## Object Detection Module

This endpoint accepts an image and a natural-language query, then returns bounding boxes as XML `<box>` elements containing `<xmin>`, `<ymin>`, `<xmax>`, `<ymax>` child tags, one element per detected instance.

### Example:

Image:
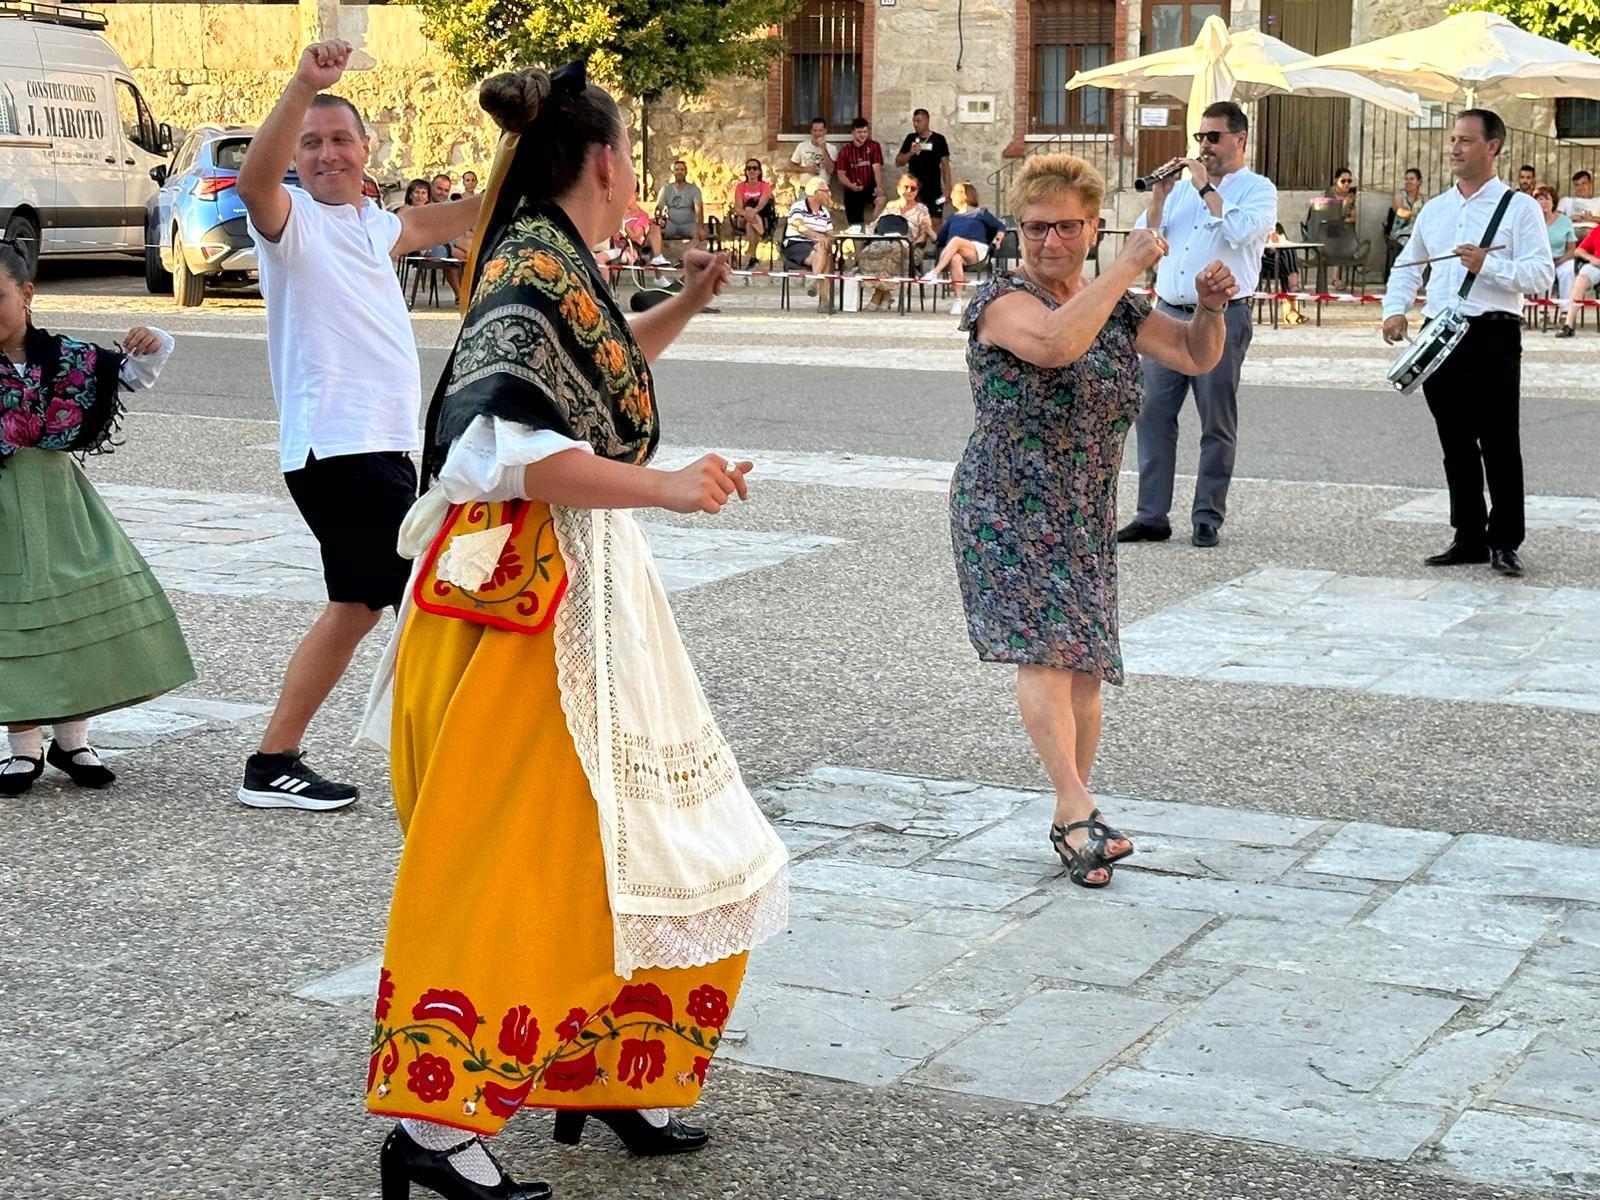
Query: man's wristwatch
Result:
<box><xmin>1197</xmin><ymin>182</ymin><xmax>1216</xmax><ymax>198</ymax></box>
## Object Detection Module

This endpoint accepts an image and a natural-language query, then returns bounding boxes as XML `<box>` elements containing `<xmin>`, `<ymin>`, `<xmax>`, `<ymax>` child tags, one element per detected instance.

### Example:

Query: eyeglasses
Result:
<box><xmin>1019</xmin><ymin>219</ymin><xmax>1090</xmax><ymax>242</ymax></box>
<box><xmin>1192</xmin><ymin>130</ymin><xmax>1227</xmax><ymax>145</ymax></box>
<box><xmin>745</xmin><ymin>165</ymin><xmax>760</xmax><ymax>172</ymax></box>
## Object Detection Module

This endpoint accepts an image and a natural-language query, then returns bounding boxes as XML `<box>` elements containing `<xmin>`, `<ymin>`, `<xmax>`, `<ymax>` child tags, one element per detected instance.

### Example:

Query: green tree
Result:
<box><xmin>1449</xmin><ymin>0</ymin><xmax>1600</xmax><ymax>54</ymax></box>
<box><xmin>411</xmin><ymin>0</ymin><xmax>801</xmax><ymax>187</ymax></box>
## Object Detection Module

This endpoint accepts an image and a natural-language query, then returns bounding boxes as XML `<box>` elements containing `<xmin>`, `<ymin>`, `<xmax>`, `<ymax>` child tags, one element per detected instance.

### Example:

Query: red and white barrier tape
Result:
<box><xmin>602</xmin><ymin>262</ymin><xmax>1600</xmax><ymax>309</ymax></box>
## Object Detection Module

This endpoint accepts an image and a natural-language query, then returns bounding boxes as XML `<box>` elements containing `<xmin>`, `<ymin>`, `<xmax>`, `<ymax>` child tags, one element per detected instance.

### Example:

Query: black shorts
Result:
<box><xmin>842</xmin><ymin>184</ymin><xmax>876</xmax><ymax>226</ymax></box>
<box><xmin>783</xmin><ymin>239</ymin><xmax>818</xmax><ymax>270</ymax></box>
<box><xmin>284</xmin><ymin>450</ymin><xmax>418</xmax><ymax>611</ymax></box>
<box><xmin>923</xmin><ymin>193</ymin><xmax>945</xmax><ymax>220</ymax></box>
<box><xmin>732</xmin><ymin>202</ymin><xmax>777</xmax><ymax>230</ymax></box>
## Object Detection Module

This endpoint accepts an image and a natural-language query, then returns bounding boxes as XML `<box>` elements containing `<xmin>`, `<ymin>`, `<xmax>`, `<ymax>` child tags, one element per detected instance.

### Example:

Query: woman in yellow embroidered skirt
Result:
<box><xmin>363</xmin><ymin>62</ymin><xmax>789</xmax><ymax>1200</ymax></box>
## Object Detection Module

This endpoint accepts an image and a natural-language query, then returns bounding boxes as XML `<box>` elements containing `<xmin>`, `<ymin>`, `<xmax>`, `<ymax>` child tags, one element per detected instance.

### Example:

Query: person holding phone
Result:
<box><xmin>896</xmin><ymin>108</ymin><xmax>952</xmax><ymax>225</ymax></box>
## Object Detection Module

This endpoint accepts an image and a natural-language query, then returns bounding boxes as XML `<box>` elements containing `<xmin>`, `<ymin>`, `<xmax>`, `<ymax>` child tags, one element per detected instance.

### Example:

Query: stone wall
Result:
<box><xmin>102</xmin><ymin>2</ymin><xmax>498</xmax><ymax>185</ymax></box>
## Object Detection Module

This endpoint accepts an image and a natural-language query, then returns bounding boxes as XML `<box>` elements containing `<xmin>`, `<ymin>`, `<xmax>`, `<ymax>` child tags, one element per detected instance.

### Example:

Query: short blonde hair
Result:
<box><xmin>1009</xmin><ymin>153</ymin><xmax>1106</xmax><ymax>217</ymax></box>
<box><xmin>952</xmin><ymin>181</ymin><xmax>980</xmax><ymax>209</ymax></box>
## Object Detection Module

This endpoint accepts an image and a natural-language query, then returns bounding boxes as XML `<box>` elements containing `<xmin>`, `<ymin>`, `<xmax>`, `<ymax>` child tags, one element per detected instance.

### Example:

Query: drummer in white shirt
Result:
<box><xmin>1382</xmin><ymin>109</ymin><xmax>1554</xmax><ymax>579</ymax></box>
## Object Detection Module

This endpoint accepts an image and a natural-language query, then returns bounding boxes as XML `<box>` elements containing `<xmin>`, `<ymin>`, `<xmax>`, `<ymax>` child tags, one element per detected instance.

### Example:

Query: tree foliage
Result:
<box><xmin>1449</xmin><ymin>0</ymin><xmax>1600</xmax><ymax>55</ymax></box>
<box><xmin>409</xmin><ymin>0</ymin><xmax>803</xmax><ymax>99</ymax></box>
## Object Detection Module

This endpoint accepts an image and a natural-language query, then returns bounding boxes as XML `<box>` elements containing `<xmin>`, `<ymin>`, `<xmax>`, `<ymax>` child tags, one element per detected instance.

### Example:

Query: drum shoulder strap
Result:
<box><xmin>1457</xmin><ymin>188</ymin><xmax>1515</xmax><ymax>301</ymax></box>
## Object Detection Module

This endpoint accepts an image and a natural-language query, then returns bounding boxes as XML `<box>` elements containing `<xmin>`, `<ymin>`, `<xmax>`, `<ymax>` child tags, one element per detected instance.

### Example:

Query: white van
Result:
<box><xmin>0</xmin><ymin>1</ymin><xmax>172</xmax><ymax>276</ymax></box>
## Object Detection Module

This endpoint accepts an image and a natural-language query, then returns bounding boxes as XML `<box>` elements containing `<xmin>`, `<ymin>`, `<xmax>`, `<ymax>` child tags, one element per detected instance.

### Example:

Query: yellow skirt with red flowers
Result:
<box><xmin>366</xmin><ymin>499</ymin><xmax>746</xmax><ymax>1137</ymax></box>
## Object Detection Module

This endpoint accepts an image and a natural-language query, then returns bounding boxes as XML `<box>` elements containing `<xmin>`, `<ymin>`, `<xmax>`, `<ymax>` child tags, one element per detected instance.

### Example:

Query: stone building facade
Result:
<box><xmin>91</xmin><ymin>0</ymin><xmax>1597</xmax><ymax>226</ymax></box>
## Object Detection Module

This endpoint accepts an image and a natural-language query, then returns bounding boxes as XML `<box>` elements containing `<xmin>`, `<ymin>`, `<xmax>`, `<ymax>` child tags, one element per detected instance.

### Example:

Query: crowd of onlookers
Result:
<box><xmin>593</xmin><ymin>109</ymin><xmax>1008</xmax><ymax>314</ymax></box>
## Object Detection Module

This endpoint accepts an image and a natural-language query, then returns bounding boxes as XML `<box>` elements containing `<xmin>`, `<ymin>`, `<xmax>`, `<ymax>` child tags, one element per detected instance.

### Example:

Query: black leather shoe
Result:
<box><xmin>1424</xmin><ymin>542</ymin><xmax>1491</xmax><ymax>566</ymax></box>
<box><xmin>1191</xmin><ymin>523</ymin><xmax>1220</xmax><ymax>548</ymax></box>
<box><xmin>0</xmin><ymin>754</ymin><xmax>44</xmax><ymax>796</ymax></box>
<box><xmin>46</xmin><ymin>741</ymin><xmax>116</xmax><ymax>789</ymax></box>
<box><xmin>1116</xmin><ymin>520</ymin><xmax>1172</xmax><ymax>543</ymax></box>
<box><xmin>553</xmin><ymin>1109</ymin><xmax>709</xmax><ymax>1155</ymax></box>
<box><xmin>1491</xmin><ymin>549</ymin><xmax>1524</xmax><ymax>577</ymax></box>
<box><xmin>378</xmin><ymin>1123</ymin><xmax>550</xmax><ymax>1200</ymax></box>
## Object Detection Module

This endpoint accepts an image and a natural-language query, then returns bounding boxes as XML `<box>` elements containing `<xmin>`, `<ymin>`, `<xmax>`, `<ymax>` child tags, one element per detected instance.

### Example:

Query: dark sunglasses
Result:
<box><xmin>1192</xmin><ymin>130</ymin><xmax>1228</xmax><ymax>145</ymax></box>
<box><xmin>1019</xmin><ymin>218</ymin><xmax>1089</xmax><ymax>242</ymax></box>
<box><xmin>745</xmin><ymin>164</ymin><xmax>761</xmax><ymax>171</ymax></box>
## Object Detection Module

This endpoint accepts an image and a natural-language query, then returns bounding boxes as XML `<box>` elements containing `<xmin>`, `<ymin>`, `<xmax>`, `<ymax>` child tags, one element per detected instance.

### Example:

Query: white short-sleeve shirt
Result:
<box><xmin>249</xmin><ymin>186</ymin><xmax>422</xmax><ymax>472</ymax></box>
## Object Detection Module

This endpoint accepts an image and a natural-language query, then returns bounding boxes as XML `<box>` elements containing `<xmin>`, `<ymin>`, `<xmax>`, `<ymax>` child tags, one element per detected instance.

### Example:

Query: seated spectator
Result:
<box><xmin>1518</xmin><ymin>164</ymin><xmax>1537</xmax><ymax>194</ymax></box>
<box><xmin>835</xmin><ymin>117</ymin><xmax>886</xmax><ymax>230</ymax></box>
<box><xmin>1387</xmin><ymin>167</ymin><xmax>1425</xmax><ymax>270</ymax></box>
<box><xmin>401</xmin><ymin>178</ymin><xmax>431</xmax><ymax>212</ymax></box>
<box><xmin>784</xmin><ymin>176</ymin><xmax>836</xmax><ymax>304</ymax></box>
<box><xmin>1535</xmin><ymin>185</ymin><xmax>1578</xmax><ymax>318</ymax></box>
<box><xmin>857</xmin><ymin>175</ymin><xmax>933</xmax><ymax>311</ymax></box>
<box><xmin>1554</xmin><ymin>222</ymin><xmax>1600</xmax><ymax>338</ymax></box>
<box><xmin>921</xmin><ymin>181</ymin><xmax>1004</xmax><ymax>315</ymax></box>
<box><xmin>430</xmin><ymin>173</ymin><xmax>453</xmax><ymax>205</ymax></box>
<box><xmin>1262</xmin><ymin>223</ymin><xmax>1304</xmax><ymax>326</ymax></box>
<box><xmin>1559</xmin><ymin>170</ymin><xmax>1599</xmax><ymax>239</ymax></box>
<box><xmin>460</xmin><ymin>170</ymin><xmax>479</xmax><ymax>199</ymax></box>
<box><xmin>656</xmin><ymin>158</ymin><xmax>706</xmax><ymax>251</ymax></box>
<box><xmin>618</xmin><ymin>186</ymin><xmax>669</xmax><ymax>279</ymax></box>
<box><xmin>729</xmin><ymin>159</ymin><xmax>776</xmax><ymax>271</ymax></box>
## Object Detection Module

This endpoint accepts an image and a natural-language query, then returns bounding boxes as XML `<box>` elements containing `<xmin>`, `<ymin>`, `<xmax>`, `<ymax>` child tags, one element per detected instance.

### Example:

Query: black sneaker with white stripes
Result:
<box><xmin>238</xmin><ymin>749</ymin><xmax>359</xmax><ymax>811</ymax></box>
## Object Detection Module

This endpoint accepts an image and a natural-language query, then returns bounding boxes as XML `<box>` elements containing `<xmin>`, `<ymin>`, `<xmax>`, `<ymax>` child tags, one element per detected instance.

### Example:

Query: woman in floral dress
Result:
<box><xmin>950</xmin><ymin>154</ymin><xmax>1235</xmax><ymax>887</ymax></box>
<box><xmin>358</xmin><ymin>63</ymin><xmax>787</xmax><ymax>1200</ymax></box>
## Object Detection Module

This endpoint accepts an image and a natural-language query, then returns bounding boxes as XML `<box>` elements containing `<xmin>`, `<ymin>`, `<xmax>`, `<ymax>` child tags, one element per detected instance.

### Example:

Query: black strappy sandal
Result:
<box><xmin>1089</xmin><ymin>808</ymin><xmax>1135</xmax><ymax>865</ymax></box>
<box><xmin>1050</xmin><ymin>820</ymin><xmax>1116</xmax><ymax>888</ymax></box>
<box><xmin>0</xmin><ymin>754</ymin><xmax>44</xmax><ymax>797</ymax></box>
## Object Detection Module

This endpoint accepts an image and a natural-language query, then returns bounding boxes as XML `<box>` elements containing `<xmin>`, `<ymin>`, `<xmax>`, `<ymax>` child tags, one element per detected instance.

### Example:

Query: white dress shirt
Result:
<box><xmin>1136</xmin><ymin>167</ymin><xmax>1278</xmax><ymax>302</ymax></box>
<box><xmin>1383</xmin><ymin>178</ymin><xmax>1554</xmax><ymax>320</ymax></box>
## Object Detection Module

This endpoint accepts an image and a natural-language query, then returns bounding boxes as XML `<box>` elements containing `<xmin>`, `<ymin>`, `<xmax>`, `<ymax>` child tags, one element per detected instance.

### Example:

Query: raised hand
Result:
<box><xmin>1194</xmin><ymin>260</ymin><xmax>1238</xmax><ymax>310</ymax></box>
<box><xmin>660</xmin><ymin>454</ymin><xmax>754</xmax><ymax>514</ymax></box>
<box><xmin>680</xmin><ymin>249</ymin><xmax>732</xmax><ymax>309</ymax></box>
<box><xmin>122</xmin><ymin>326</ymin><xmax>163</xmax><ymax>356</ymax></box>
<box><xmin>295</xmin><ymin>40</ymin><xmax>353</xmax><ymax>91</ymax></box>
<box><xmin>1123</xmin><ymin>227</ymin><xmax>1169</xmax><ymax>272</ymax></box>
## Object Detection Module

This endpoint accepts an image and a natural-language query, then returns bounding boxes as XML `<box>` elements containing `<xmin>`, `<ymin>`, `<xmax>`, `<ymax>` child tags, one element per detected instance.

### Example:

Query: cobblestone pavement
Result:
<box><xmin>9</xmin><ymin>270</ymin><xmax>1600</xmax><ymax>1200</ymax></box>
<box><xmin>293</xmin><ymin>764</ymin><xmax>1600</xmax><ymax>1196</ymax></box>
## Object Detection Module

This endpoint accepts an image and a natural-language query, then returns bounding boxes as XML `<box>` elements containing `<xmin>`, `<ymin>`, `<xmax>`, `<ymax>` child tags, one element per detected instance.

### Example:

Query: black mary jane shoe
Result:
<box><xmin>378</xmin><ymin>1123</ymin><xmax>551</xmax><ymax>1200</ymax></box>
<box><xmin>0</xmin><ymin>754</ymin><xmax>45</xmax><ymax>797</ymax></box>
<box><xmin>46</xmin><ymin>742</ymin><xmax>117</xmax><ymax>789</ymax></box>
<box><xmin>553</xmin><ymin>1109</ymin><xmax>709</xmax><ymax>1156</ymax></box>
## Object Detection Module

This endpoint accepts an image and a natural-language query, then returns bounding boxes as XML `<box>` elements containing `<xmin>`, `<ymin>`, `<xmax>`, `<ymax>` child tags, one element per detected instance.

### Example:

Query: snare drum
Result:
<box><xmin>1387</xmin><ymin>307</ymin><xmax>1469</xmax><ymax>394</ymax></box>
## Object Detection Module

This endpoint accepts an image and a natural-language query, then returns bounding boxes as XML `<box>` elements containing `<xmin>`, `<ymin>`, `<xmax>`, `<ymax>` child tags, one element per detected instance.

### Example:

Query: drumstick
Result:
<box><xmin>1408</xmin><ymin>245</ymin><xmax>1505</xmax><ymax>266</ymax></box>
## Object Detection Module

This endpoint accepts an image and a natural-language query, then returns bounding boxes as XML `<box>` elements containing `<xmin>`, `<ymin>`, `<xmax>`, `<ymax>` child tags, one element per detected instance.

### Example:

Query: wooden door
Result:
<box><xmin>1137</xmin><ymin>1</ymin><xmax>1228</xmax><ymax>177</ymax></box>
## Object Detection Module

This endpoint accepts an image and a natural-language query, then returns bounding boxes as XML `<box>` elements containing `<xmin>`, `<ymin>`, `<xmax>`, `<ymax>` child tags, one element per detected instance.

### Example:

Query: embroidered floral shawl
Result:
<box><xmin>0</xmin><ymin>327</ymin><xmax>126</xmax><ymax>470</ymax></box>
<box><xmin>421</xmin><ymin>201</ymin><xmax>656</xmax><ymax>480</ymax></box>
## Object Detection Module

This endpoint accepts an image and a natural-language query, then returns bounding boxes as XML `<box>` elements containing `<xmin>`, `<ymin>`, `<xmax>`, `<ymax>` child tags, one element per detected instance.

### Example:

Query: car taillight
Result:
<box><xmin>195</xmin><ymin>175</ymin><xmax>238</xmax><ymax>199</ymax></box>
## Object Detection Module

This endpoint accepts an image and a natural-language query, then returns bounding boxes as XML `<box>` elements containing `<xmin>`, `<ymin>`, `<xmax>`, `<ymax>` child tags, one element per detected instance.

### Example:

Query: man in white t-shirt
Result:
<box><xmin>1558</xmin><ymin>169</ymin><xmax>1598</xmax><ymax>236</ymax></box>
<box><xmin>235</xmin><ymin>39</ymin><xmax>481</xmax><ymax>812</ymax></box>
<box><xmin>789</xmin><ymin>116</ymin><xmax>835</xmax><ymax>181</ymax></box>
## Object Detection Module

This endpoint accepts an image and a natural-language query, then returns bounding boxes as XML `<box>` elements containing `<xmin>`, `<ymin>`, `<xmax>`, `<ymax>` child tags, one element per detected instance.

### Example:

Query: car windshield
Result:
<box><xmin>213</xmin><ymin>139</ymin><xmax>250</xmax><ymax>172</ymax></box>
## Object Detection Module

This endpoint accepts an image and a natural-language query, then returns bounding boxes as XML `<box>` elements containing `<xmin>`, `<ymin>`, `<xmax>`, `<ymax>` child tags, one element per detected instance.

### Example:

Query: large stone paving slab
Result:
<box><xmin>1122</xmin><ymin>566</ymin><xmax>1600</xmax><ymax>715</ymax></box>
<box><xmin>101</xmin><ymin>484</ymin><xmax>843</xmax><ymax>603</ymax></box>
<box><xmin>1384</xmin><ymin>490</ymin><xmax>1600</xmax><ymax>535</ymax></box>
<box><xmin>292</xmin><ymin>765</ymin><xmax>1600</xmax><ymax>1195</ymax></box>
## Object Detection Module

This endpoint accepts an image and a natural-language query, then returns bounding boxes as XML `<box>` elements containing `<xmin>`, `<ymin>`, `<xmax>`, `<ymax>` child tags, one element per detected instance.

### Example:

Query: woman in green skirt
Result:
<box><xmin>0</xmin><ymin>240</ymin><xmax>194</xmax><ymax>796</ymax></box>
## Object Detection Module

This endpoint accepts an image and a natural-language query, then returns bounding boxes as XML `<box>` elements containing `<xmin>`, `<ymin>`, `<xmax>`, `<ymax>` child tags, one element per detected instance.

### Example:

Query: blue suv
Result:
<box><xmin>145</xmin><ymin>125</ymin><xmax>262</xmax><ymax>306</ymax></box>
<box><xmin>145</xmin><ymin>125</ymin><xmax>380</xmax><ymax>306</ymax></box>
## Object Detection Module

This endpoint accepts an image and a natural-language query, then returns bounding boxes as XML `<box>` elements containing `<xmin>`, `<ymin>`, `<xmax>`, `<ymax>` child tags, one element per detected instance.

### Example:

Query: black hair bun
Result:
<box><xmin>480</xmin><ymin>69</ymin><xmax>551</xmax><ymax>134</ymax></box>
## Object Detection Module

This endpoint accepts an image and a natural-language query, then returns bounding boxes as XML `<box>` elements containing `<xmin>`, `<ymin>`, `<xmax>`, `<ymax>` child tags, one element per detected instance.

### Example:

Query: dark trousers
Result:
<box><xmin>1135</xmin><ymin>300</ymin><xmax>1253</xmax><ymax>529</ymax></box>
<box><xmin>1421</xmin><ymin>314</ymin><xmax>1524</xmax><ymax>552</ymax></box>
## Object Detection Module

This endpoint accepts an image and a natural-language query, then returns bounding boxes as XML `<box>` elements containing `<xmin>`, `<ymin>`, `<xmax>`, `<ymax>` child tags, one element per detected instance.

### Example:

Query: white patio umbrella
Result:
<box><xmin>1290</xmin><ymin>11</ymin><xmax>1600</xmax><ymax>105</ymax></box>
<box><xmin>1067</xmin><ymin>14</ymin><xmax>1422</xmax><ymax>136</ymax></box>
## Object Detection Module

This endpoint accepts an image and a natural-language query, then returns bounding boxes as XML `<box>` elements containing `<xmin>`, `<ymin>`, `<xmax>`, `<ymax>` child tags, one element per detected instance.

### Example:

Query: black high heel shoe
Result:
<box><xmin>552</xmin><ymin>1109</ymin><xmax>709</xmax><ymax>1155</ymax></box>
<box><xmin>378</xmin><ymin>1123</ymin><xmax>551</xmax><ymax>1200</ymax></box>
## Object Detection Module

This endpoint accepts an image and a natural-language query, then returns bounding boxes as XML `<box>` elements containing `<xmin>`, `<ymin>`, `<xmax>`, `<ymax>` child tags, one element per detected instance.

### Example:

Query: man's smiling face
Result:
<box><xmin>295</xmin><ymin>105</ymin><xmax>369</xmax><ymax>207</ymax></box>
